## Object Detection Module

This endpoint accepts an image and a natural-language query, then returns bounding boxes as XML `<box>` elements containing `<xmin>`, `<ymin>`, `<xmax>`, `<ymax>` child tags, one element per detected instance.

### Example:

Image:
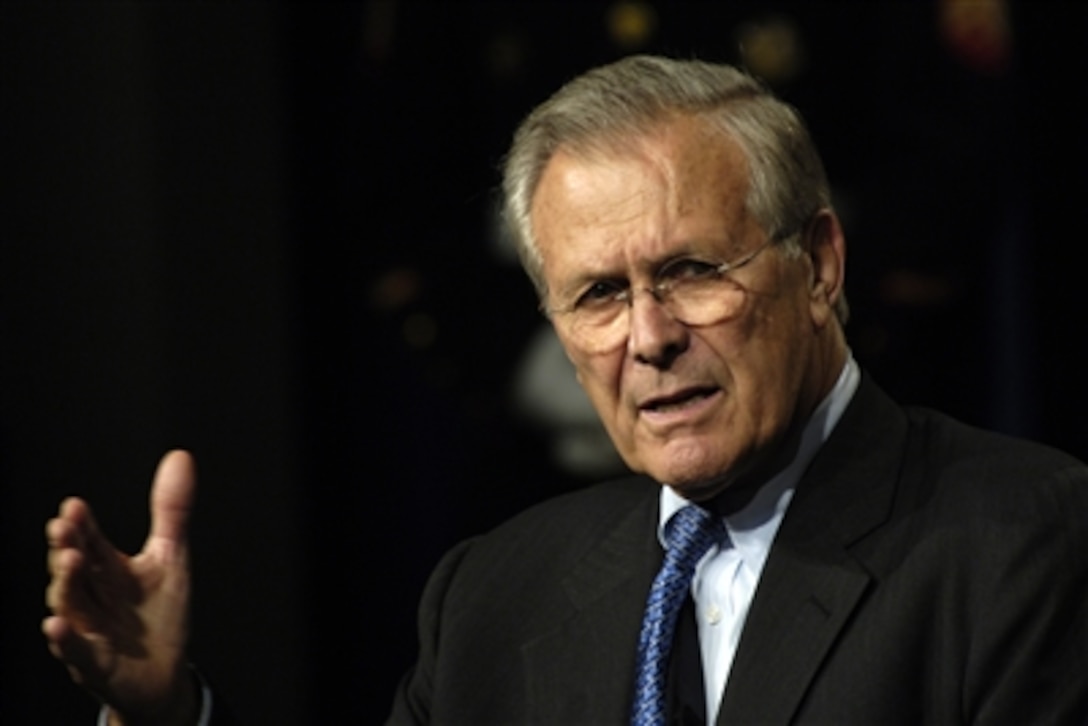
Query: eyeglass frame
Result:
<box><xmin>541</xmin><ymin>221</ymin><xmax>809</xmax><ymax>327</ymax></box>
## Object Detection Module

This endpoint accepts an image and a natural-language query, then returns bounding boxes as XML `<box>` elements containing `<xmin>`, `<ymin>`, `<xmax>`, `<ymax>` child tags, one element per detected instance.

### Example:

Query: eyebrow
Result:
<box><xmin>552</xmin><ymin>235</ymin><xmax>743</xmax><ymax>300</ymax></box>
<box><xmin>552</xmin><ymin>270</ymin><xmax>627</xmax><ymax>303</ymax></box>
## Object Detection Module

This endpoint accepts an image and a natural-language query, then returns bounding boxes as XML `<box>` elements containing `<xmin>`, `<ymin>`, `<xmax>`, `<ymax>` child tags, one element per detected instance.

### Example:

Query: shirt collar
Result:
<box><xmin>658</xmin><ymin>355</ymin><xmax>861</xmax><ymax>571</ymax></box>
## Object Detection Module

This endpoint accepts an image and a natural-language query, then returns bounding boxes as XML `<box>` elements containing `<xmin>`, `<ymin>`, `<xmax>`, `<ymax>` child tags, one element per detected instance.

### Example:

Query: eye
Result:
<box><xmin>658</xmin><ymin>257</ymin><xmax>721</xmax><ymax>283</ymax></box>
<box><xmin>574</xmin><ymin>279</ymin><xmax>626</xmax><ymax>309</ymax></box>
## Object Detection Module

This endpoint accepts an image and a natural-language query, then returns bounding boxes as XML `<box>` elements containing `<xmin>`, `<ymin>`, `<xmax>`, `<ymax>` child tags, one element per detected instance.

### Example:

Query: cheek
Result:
<box><xmin>581</xmin><ymin>378</ymin><xmax>642</xmax><ymax>468</ymax></box>
<box><xmin>568</xmin><ymin>350</ymin><xmax>627</xmax><ymax>419</ymax></box>
<box><xmin>704</xmin><ymin>306</ymin><xmax>805</xmax><ymax>421</ymax></box>
<box><xmin>735</xmin><ymin>333</ymin><xmax>811</xmax><ymax>428</ymax></box>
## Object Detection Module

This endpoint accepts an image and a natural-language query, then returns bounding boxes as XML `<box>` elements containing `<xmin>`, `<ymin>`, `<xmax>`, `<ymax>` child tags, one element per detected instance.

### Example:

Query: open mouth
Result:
<box><xmin>640</xmin><ymin>386</ymin><xmax>720</xmax><ymax>413</ymax></box>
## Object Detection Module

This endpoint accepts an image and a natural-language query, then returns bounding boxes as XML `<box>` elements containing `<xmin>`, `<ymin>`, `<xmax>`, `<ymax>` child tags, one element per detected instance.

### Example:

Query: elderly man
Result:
<box><xmin>46</xmin><ymin>56</ymin><xmax>1088</xmax><ymax>725</ymax></box>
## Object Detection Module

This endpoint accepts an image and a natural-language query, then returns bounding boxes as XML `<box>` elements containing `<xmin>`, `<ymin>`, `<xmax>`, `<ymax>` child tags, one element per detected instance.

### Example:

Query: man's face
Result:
<box><xmin>531</xmin><ymin>115</ymin><xmax>842</xmax><ymax>500</ymax></box>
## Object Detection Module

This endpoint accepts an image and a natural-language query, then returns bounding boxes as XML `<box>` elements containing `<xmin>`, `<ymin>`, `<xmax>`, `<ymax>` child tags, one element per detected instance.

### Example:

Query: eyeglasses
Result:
<box><xmin>546</xmin><ymin>234</ymin><xmax>790</xmax><ymax>354</ymax></box>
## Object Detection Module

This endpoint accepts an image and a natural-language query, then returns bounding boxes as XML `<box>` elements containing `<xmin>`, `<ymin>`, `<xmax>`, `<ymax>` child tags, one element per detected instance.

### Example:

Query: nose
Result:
<box><xmin>626</xmin><ymin>289</ymin><xmax>689</xmax><ymax>368</ymax></box>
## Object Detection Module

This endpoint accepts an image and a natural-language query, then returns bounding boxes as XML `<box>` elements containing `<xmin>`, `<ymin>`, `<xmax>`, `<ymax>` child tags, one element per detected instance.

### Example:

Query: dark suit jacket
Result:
<box><xmin>388</xmin><ymin>377</ymin><xmax>1088</xmax><ymax>724</ymax></box>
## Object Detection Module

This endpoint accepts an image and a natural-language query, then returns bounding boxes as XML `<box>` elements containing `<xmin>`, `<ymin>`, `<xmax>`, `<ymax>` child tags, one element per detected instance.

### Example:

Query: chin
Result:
<box><xmin>666</xmin><ymin>475</ymin><xmax>734</xmax><ymax>503</ymax></box>
<box><xmin>643</xmin><ymin>446</ymin><xmax>736</xmax><ymax>501</ymax></box>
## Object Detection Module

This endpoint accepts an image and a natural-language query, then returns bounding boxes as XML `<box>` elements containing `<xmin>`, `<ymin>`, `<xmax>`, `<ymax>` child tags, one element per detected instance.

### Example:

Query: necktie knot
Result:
<box><xmin>632</xmin><ymin>504</ymin><xmax>724</xmax><ymax>726</ymax></box>
<box><xmin>663</xmin><ymin>503</ymin><xmax>724</xmax><ymax>572</ymax></box>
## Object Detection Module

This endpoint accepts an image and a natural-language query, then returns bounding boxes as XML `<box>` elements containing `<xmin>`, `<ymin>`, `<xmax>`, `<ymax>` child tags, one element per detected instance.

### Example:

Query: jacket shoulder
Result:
<box><xmin>900</xmin><ymin>406</ymin><xmax>1088</xmax><ymax>515</ymax></box>
<box><xmin>457</xmin><ymin>474</ymin><xmax>658</xmax><ymax>580</ymax></box>
<box><xmin>904</xmin><ymin>405</ymin><xmax>1084</xmax><ymax>473</ymax></box>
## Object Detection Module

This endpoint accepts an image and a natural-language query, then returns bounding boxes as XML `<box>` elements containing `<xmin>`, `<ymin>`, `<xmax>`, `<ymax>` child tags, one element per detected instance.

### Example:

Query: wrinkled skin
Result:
<box><xmin>532</xmin><ymin>115</ymin><xmax>848</xmax><ymax>503</ymax></box>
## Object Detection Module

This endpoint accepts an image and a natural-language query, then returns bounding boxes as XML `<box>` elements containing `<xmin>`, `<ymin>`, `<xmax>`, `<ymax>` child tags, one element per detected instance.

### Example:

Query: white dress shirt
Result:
<box><xmin>658</xmin><ymin>355</ymin><xmax>860</xmax><ymax>723</ymax></box>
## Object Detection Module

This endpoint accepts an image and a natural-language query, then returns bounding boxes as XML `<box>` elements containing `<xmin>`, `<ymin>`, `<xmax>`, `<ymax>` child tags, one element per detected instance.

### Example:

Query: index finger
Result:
<box><xmin>46</xmin><ymin>497</ymin><xmax>111</xmax><ymax>565</ymax></box>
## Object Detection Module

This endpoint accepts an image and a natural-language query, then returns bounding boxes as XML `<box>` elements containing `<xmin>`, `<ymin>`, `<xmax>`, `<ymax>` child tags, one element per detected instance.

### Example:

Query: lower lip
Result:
<box><xmin>639</xmin><ymin>389</ymin><xmax>723</xmax><ymax>430</ymax></box>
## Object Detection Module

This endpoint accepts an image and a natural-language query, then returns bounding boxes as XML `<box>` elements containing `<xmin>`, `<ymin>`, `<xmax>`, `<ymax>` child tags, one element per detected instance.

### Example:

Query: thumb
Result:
<box><xmin>147</xmin><ymin>450</ymin><xmax>197</xmax><ymax>547</ymax></box>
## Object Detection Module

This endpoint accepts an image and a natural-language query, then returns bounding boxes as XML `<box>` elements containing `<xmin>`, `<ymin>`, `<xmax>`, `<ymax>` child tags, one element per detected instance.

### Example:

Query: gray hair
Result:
<box><xmin>502</xmin><ymin>54</ymin><xmax>847</xmax><ymax>323</ymax></box>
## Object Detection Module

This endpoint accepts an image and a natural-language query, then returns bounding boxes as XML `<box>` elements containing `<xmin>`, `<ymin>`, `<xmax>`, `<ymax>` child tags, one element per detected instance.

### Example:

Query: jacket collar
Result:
<box><xmin>719</xmin><ymin>374</ymin><xmax>907</xmax><ymax>723</ymax></box>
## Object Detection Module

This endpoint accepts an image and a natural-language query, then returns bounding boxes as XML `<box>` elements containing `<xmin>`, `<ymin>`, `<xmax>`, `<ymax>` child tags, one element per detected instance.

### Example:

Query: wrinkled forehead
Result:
<box><xmin>530</xmin><ymin>115</ymin><xmax>753</xmax><ymax>232</ymax></box>
<box><xmin>548</xmin><ymin>110</ymin><xmax>747</xmax><ymax>174</ymax></box>
<box><xmin>529</xmin><ymin>118</ymin><xmax>764</xmax><ymax>297</ymax></box>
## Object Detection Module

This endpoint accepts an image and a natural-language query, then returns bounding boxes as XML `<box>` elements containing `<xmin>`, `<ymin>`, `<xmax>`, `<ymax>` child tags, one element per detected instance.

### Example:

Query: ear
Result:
<box><xmin>806</xmin><ymin>209</ymin><xmax>846</xmax><ymax>328</ymax></box>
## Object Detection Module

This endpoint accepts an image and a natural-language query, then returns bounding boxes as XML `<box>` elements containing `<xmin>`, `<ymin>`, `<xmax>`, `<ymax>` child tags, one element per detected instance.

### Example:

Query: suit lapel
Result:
<box><xmin>720</xmin><ymin>377</ymin><xmax>909</xmax><ymax>723</ymax></box>
<box><xmin>521</xmin><ymin>481</ymin><xmax>661</xmax><ymax>723</ymax></box>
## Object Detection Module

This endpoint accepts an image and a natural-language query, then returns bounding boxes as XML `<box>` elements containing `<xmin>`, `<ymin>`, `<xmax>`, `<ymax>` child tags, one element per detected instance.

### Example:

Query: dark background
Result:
<box><xmin>3</xmin><ymin>1</ymin><xmax>1086</xmax><ymax>723</ymax></box>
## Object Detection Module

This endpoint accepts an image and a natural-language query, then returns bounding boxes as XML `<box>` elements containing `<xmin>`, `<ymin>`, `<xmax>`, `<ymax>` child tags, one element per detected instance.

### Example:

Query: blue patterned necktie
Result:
<box><xmin>631</xmin><ymin>504</ymin><xmax>724</xmax><ymax>726</ymax></box>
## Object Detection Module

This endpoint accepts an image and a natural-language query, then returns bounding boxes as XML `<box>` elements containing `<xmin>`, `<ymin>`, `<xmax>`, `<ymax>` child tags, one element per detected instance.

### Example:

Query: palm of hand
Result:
<box><xmin>45</xmin><ymin>451</ymin><xmax>196</xmax><ymax>723</ymax></box>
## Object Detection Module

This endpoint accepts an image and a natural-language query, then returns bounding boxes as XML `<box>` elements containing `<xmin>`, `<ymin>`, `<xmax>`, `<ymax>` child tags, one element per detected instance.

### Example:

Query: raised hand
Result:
<box><xmin>44</xmin><ymin>450</ymin><xmax>200</xmax><ymax>726</ymax></box>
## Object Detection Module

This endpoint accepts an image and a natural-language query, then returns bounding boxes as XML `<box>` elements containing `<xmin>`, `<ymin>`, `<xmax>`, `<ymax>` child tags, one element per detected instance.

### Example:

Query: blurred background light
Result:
<box><xmin>607</xmin><ymin>0</ymin><xmax>658</xmax><ymax>50</ymax></box>
<box><xmin>737</xmin><ymin>13</ymin><xmax>806</xmax><ymax>85</ymax></box>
